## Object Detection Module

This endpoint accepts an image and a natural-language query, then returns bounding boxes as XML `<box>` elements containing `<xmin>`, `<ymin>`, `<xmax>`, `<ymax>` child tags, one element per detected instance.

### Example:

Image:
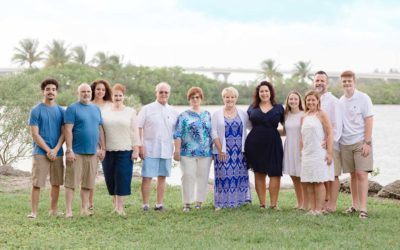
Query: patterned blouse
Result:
<box><xmin>173</xmin><ymin>110</ymin><xmax>213</xmax><ymax>157</ymax></box>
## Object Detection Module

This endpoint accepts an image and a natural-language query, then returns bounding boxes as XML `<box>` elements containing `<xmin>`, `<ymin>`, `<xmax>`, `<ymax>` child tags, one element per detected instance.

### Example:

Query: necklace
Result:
<box><xmin>224</xmin><ymin>108</ymin><xmax>237</xmax><ymax>118</ymax></box>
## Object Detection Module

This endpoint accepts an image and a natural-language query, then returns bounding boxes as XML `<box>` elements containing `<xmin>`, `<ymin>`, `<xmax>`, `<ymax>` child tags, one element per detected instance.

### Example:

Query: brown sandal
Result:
<box><xmin>345</xmin><ymin>206</ymin><xmax>358</xmax><ymax>214</ymax></box>
<box><xmin>359</xmin><ymin>211</ymin><xmax>368</xmax><ymax>219</ymax></box>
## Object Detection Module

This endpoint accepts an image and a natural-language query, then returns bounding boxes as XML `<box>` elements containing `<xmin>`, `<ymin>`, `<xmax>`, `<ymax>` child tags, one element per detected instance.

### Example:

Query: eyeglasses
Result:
<box><xmin>190</xmin><ymin>96</ymin><xmax>201</xmax><ymax>100</ymax></box>
<box><xmin>158</xmin><ymin>91</ymin><xmax>169</xmax><ymax>94</ymax></box>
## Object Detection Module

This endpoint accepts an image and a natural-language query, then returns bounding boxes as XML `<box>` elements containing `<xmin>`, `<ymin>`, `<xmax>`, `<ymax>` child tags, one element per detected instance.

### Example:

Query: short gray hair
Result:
<box><xmin>155</xmin><ymin>82</ymin><xmax>171</xmax><ymax>92</ymax></box>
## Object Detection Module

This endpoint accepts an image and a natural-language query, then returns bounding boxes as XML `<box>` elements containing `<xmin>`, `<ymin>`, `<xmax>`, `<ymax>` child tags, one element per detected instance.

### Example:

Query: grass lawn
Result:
<box><xmin>0</xmin><ymin>181</ymin><xmax>399</xmax><ymax>249</ymax></box>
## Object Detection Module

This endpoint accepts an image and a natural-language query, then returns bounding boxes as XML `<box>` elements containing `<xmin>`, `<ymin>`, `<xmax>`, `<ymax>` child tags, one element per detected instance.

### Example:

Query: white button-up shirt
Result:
<box><xmin>138</xmin><ymin>101</ymin><xmax>178</xmax><ymax>159</ymax></box>
<box><xmin>320</xmin><ymin>92</ymin><xmax>343</xmax><ymax>150</ymax></box>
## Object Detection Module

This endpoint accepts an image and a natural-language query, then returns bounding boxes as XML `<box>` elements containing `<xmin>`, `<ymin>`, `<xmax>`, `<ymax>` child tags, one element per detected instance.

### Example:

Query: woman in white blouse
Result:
<box><xmin>101</xmin><ymin>83</ymin><xmax>140</xmax><ymax>216</ymax></box>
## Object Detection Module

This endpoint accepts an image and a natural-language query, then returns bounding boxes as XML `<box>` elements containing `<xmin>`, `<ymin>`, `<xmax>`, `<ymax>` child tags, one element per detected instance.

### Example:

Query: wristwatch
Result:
<box><xmin>364</xmin><ymin>140</ymin><xmax>372</xmax><ymax>146</ymax></box>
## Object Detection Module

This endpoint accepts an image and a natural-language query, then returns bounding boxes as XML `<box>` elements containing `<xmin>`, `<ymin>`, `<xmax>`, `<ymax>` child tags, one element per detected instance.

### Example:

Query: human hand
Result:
<box><xmin>362</xmin><ymin>143</ymin><xmax>371</xmax><ymax>157</ymax></box>
<box><xmin>66</xmin><ymin>151</ymin><xmax>76</xmax><ymax>163</ymax></box>
<box><xmin>131</xmin><ymin>151</ymin><xmax>139</xmax><ymax>161</ymax></box>
<box><xmin>139</xmin><ymin>147</ymin><xmax>145</xmax><ymax>160</ymax></box>
<box><xmin>325</xmin><ymin>153</ymin><xmax>333</xmax><ymax>166</ymax></box>
<box><xmin>47</xmin><ymin>149</ymin><xmax>57</xmax><ymax>161</ymax></box>
<box><xmin>97</xmin><ymin>149</ymin><xmax>105</xmax><ymax>161</ymax></box>
<box><xmin>218</xmin><ymin>152</ymin><xmax>227</xmax><ymax>161</ymax></box>
<box><xmin>173</xmin><ymin>152</ymin><xmax>180</xmax><ymax>161</ymax></box>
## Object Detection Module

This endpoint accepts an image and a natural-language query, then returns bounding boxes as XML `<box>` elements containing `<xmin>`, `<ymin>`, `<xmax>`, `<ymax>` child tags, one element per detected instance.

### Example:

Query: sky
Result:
<box><xmin>1</xmin><ymin>0</ymin><xmax>400</xmax><ymax>80</ymax></box>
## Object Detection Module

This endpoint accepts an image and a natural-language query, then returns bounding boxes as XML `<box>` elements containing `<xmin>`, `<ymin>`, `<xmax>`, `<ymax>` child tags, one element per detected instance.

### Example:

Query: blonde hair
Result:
<box><xmin>221</xmin><ymin>87</ymin><xmax>239</xmax><ymax>98</ymax></box>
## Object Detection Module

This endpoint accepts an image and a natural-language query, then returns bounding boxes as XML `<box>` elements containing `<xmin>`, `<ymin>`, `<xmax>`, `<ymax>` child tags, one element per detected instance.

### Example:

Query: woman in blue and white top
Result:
<box><xmin>174</xmin><ymin>87</ymin><xmax>213</xmax><ymax>212</ymax></box>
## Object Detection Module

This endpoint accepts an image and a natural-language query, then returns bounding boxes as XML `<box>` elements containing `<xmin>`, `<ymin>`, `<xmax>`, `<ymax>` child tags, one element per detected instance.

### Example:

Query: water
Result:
<box><xmin>15</xmin><ymin>105</ymin><xmax>400</xmax><ymax>186</ymax></box>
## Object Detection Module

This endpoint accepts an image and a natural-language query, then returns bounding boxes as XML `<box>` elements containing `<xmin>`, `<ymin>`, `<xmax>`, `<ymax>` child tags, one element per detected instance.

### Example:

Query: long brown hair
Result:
<box><xmin>90</xmin><ymin>79</ymin><xmax>112</xmax><ymax>101</ymax></box>
<box><xmin>284</xmin><ymin>90</ymin><xmax>304</xmax><ymax>119</ymax></box>
<box><xmin>251</xmin><ymin>81</ymin><xmax>276</xmax><ymax>107</ymax></box>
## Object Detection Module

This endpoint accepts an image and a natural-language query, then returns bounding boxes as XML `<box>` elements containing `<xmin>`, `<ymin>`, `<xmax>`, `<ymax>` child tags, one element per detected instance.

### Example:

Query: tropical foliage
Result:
<box><xmin>11</xmin><ymin>38</ymin><xmax>44</xmax><ymax>68</ymax></box>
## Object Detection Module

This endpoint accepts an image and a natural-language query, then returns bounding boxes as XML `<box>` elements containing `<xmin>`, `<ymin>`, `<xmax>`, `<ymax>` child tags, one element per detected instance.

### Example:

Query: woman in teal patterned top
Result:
<box><xmin>174</xmin><ymin>87</ymin><xmax>213</xmax><ymax>212</ymax></box>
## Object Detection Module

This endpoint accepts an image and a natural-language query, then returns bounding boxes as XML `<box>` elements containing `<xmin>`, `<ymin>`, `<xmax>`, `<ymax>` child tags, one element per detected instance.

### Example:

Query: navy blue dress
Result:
<box><xmin>244</xmin><ymin>104</ymin><xmax>284</xmax><ymax>176</ymax></box>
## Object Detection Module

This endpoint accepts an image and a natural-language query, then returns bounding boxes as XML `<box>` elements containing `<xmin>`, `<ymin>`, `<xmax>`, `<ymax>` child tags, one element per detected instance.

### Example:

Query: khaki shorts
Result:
<box><xmin>32</xmin><ymin>155</ymin><xmax>64</xmax><ymax>188</ymax></box>
<box><xmin>340</xmin><ymin>141</ymin><xmax>373</xmax><ymax>173</ymax></box>
<box><xmin>333</xmin><ymin>149</ymin><xmax>342</xmax><ymax>177</ymax></box>
<box><xmin>64</xmin><ymin>154</ymin><xmax>97</xmax><ymax>189</ymax></box>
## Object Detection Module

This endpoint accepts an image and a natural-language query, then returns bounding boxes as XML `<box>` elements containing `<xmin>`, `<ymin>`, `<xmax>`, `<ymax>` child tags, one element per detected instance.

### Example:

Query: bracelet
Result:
<box><xmin>364</xmin><ymin>140</ymin><xmax>372</xmax><ymax>146</ymax></box>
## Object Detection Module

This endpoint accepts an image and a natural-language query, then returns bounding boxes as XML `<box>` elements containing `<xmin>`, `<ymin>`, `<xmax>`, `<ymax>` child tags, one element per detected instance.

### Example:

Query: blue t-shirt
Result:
<box><xmin>29</xmin><ymin>103</ymin><xmax>65</xmax><ymax>156</ymax></box>
<box><xmin>64</xmin><ymin>102</ymin><xmax>103</xmax><ymax>154</ymax></box>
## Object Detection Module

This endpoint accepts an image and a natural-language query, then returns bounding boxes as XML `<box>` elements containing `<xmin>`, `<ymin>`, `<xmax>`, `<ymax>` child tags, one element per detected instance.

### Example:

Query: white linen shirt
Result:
<box><xmin>211</xmin><ymin>108</ymin><xmax>251</xmax><ymax>154</ymax></box>
<box><xmin>320</xmin><ymin>92</ymin><xmax>343</xmax><ymax>150</ymax></box>
<box><xmin>138</xmin><ymin>101</ymin><xmax>178</xmax><ymax>159</ymax></box>
<box><xmin>339</xmin><ymin>90</ymin><xmax>373</xmax><ymax>145</ymax></box>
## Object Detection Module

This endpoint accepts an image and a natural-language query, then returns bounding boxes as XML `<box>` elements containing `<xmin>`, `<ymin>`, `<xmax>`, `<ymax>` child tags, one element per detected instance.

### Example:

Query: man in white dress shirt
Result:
<box><xmin>138</xmin><ymin>82</ymin><xmax>178</xmax><ymax>211</ymax></box>
<box><xmin>339</xmin><ymin>70</ymin><xmax>373</xmax><ymax>219</ymax></box>
<box><xmin>314</xmin><ymin>70</ymin><xmax>342</xmax><ymax>213</ymax></box>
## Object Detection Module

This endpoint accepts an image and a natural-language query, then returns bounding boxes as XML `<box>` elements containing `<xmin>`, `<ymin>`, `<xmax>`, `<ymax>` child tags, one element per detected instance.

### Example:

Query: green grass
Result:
<box><xmin>0</xmin><ymin>182</ymin><xmax>399</xmax><ymax>249</ymax></box>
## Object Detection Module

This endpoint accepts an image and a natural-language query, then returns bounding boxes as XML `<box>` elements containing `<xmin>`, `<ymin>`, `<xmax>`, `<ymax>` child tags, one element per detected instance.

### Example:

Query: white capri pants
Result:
<box><xmin>180</xmin><ymin>156</ymin><xmax>212</xmax><ymax>204</ymax></box>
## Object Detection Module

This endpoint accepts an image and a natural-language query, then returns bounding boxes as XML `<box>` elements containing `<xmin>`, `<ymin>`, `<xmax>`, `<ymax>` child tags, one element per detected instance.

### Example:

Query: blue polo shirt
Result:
<box><xmin>29</xmin><ymin>103</ymin><xmax>65</xmax><ymax>156</ymax></box>
<box><xmin>64</xmin><ymin>102</ymin><xmax>103</xmax><ymax>154</ymax></box>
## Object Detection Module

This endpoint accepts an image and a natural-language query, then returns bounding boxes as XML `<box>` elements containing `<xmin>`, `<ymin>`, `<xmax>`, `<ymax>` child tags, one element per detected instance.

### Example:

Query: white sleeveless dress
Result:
<box><xmin>300</xmin><ymin>114</ymin><xmax>334</xmax><ymax>182</ymax></box>
<box><xmin>283</xmin><ymin>111</ymin><xmax>304</xmax><ymax>177</ymax></box>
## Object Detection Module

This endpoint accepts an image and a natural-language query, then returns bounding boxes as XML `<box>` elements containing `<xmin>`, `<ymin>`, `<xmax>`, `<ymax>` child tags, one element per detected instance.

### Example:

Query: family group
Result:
<box><xmin>27</xmin><ymin>70</ymin><xmax>373</xmax><ymax>220</ymax></box>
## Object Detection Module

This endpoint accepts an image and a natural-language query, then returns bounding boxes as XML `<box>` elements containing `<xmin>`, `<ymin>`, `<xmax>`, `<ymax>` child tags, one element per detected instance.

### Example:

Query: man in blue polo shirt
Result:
<box><xmin>28</xmin><ymin>78</ymin><xmax>65</xmax><ymax>219</ymax></box>
<box><xmin>64</xmin><ymin>83</ymin><xmax>105</xmax><ymax>217</ymax></box>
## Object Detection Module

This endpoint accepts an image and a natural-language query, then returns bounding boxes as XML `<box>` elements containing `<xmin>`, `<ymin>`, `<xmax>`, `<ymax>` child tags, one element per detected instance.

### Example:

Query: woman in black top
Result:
<box><xmin>245</xmin><ymin>81</ymin><xmax>284</xmax><ymax>209</ymax></box>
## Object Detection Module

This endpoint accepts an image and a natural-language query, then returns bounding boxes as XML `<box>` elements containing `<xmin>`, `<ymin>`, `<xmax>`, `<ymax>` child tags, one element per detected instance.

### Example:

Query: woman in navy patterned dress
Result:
<box><xmin>212</xmin><ymin>87</ymin><xmax>251</xmax><ymax>210</ymax></box>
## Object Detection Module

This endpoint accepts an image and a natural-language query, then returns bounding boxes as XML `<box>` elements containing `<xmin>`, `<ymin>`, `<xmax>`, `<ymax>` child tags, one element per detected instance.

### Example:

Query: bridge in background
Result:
<box><xmin>2</xmin><ymin>67</ymin><xmax>400</xmax><ymax>83</ymax></box>
<box><xmin>183</xmin><ymin>67</ymin><xmax>400</xmax><ymax>82</ymax></box>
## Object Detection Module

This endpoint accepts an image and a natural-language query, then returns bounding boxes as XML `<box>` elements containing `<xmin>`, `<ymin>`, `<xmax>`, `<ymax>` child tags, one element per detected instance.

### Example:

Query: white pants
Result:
<box><xmin>180</xmin><ymin>156</ymin><xmax>212</xmax><ymax>204</ymax></box>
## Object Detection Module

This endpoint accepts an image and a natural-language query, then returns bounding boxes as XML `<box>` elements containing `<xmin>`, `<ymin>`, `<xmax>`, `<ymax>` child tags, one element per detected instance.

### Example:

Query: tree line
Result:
<box><xmin>1</xmin><ymin>38</ymin><xmax>400</xmax><ymax>166</ymax></box>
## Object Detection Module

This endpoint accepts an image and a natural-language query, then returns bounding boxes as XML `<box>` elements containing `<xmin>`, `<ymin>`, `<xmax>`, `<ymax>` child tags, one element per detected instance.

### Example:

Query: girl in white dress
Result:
<box><xmin>300</xmin><ymin>90</ymin><xmax>333</xmax><ymax>215</ymax></box>
<box><xmin>282</xmin><ymin>91</ymin><xmax>306</xmax><ymax>210</ymax></box>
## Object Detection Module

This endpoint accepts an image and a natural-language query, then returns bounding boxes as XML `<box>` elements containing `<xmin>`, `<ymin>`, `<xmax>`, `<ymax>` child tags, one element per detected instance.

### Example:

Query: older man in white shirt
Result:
<box><xmin>314</xmin><ymin>71</ymin><xmax>343</xmax><ymax>213</ymax></box>
<box><xmin>138</xmin><ymin>82</ymin><xmax>178</xmax><ymax>211</ymax></box>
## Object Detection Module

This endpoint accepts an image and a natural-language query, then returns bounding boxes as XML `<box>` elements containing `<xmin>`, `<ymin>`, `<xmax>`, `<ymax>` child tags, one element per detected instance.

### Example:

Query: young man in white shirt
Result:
<box><xmin>314</xmin><ymin>71</ymin><xmax>342</xmax><ymax>213</ymax></box>
<box><xmin>339</xmin><ymin>70</ymin><xmax>373</xmax><ymax>219</ymax></box>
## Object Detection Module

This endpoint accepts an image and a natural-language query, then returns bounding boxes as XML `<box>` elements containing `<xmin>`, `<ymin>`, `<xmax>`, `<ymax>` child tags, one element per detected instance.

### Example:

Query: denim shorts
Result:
<box><xmin>141</xmin><ymin>157</ymin><xmax>172</xmax><ymax>178</ymax></box>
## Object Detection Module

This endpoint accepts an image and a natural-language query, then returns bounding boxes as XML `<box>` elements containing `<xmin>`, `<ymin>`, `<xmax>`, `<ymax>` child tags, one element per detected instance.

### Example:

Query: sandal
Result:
<box><xmin>259</xmin><ymin>205</ymin><xmax>266</xmax><ymax>209</ymax></box>
<box><xmin>269</xmin><ymin>205</ymin><xmax>280</xmax><ymax>211</ymax></box>
<box><xmin>27</xmin><ymin>214</ymin><xmax>36</xmax><ymax>219</ymax></box>
<box><xmin>345</xmin><ymin>206</ymin><xmax>358</xmax><ymax>214</ymax></box>
<box><xmin>359</xmin><ymin>211</ymin><xmax>368</xmax><ymax>219</ymax></box>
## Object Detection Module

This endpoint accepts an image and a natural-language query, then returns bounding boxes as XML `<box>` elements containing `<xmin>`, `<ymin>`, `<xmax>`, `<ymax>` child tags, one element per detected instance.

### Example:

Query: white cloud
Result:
<box><xmin>1</xmin><ymin>0</ymin><xmax>399</xmax><ymax>78</ymax></box>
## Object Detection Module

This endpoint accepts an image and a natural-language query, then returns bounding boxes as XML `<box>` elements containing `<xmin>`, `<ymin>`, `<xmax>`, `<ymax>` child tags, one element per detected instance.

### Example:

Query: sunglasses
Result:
<box><xmin>158</xmin><ymin>91</ymin><xmax>169</xmax><ymax>94</ymax></box>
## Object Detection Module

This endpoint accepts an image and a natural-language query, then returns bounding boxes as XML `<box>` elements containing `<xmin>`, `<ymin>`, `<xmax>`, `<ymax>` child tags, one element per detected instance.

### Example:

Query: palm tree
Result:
<box><xmin>91</xmin><ymin>51</ymin><xmax>109</xmax><ymax>69</ymax></box>
<box><xmin>92</xmin><ymin>52</ymin><xmax>123</xmax><ymax>69</ymax></box>
<box><xmin>45</xmin><ymin>40</ymin><xmax>71</xmax><ymax>67</ymax></box>
<box><xmin>293</xmin><ymin>61</ymin><xmax>312</xmax><ymax>83</ymax></box>
<box><xmin>71</xmin><ymin>45</ymin><xmax>87</xmax><ymax>64</ymax></box>
<box><xmin>260</xmin><ymin>59</ymin><xmax>282</xmax><ymax>82</ymax></box>
<box><xmin>11</xmin><ymin>38</ymin><xmax>44</xmax><ymax>68</ymax></box>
